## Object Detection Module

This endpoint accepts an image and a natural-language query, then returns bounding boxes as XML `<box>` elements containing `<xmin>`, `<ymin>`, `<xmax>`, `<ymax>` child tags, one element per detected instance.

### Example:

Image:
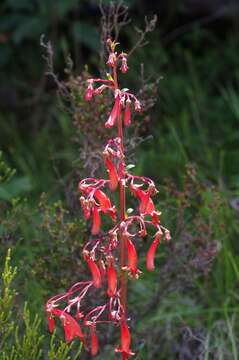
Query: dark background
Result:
<box><xmin>0</xmin><ymin>1</ymin><xmax>239</xmax><ymax>359</ymax></box>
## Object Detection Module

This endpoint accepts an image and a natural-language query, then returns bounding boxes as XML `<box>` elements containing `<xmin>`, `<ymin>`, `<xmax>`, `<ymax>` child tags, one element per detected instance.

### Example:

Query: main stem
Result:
<box><xmin>113</xmin><ymin>66</ymin><xmax>127</xmax><ymax>313</ymax></box>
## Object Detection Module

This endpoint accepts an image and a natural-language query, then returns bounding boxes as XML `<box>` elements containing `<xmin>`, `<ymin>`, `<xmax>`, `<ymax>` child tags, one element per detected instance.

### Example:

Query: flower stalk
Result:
<box><xmin>46</xmin><ymin>38</ymin><xmax>170</xmax><ymax>359</ymax></box>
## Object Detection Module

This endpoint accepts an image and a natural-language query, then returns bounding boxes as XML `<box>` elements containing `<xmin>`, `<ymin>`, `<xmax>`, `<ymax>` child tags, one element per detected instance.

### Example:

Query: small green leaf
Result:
<box><xmin>106</xmin><ymin>73</ymin><xmax>114</xmax><ymax>81</ymax></box>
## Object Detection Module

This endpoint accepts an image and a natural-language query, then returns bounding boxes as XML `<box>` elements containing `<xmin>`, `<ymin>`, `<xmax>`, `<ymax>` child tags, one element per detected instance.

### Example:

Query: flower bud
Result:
<box><xmin>120</xmin><ymin>56</ymin><xmax>128</xmax><ymax>73</ymax></box>
<box><xmin>165</xmin><ymin>230</ymin><xmax>171</xmax><ymax>241</ymax></box>
<box><xmin>124</xmin><ymin>98</ymin><xmax>131</xmax><ymax>127</ymax></box>
<box><xmin>134</xmin><ymin>99</ymin><xmax>141</xmax><ymax>112</ymax></box>
<box><xmin>107</xmin><ymin>52</ymin><xmax>117</xmax><ymax>67</ymax></box>
<box><xmin>85</xmin><ymin>80</ymin><xmax>94</xmax><ymax>101</ymax></box>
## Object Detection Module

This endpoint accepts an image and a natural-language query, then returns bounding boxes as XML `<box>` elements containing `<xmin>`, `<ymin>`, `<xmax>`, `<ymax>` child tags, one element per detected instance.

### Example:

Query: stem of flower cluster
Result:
<box><xmin>113</xmin><ymin>65</ymin><xmax>127</xmax><ymax>313</ymax></box>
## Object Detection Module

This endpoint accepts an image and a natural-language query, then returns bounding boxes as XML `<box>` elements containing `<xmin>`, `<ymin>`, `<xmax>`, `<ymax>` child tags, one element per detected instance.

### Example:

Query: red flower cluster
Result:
<box><xmin>46</xmin><ymin>39</ymin><xmax>170</xmax><ymax>359</ymax></box>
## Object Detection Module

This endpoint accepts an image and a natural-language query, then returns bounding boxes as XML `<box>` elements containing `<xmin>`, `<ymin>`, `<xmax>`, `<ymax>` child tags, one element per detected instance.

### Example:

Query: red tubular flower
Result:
<box><xmin>165</xmin><ymin>230</ymin><xmax>171</xmax><ymax>241</ymax></box>
<box><xmin>126</xmin><ymin>238</ymin><xmax>141</xmax><ymax>279</ymax></box>
<box><xmin>47</xmin><ymin>315</ymin><xmax>55</xmax><ymax>333</ymax></box>
<box><xmin>91</xmin><ymin>205</ymin><xmax>101</xmax><ymax>235</ymax></box>
<box><xmin>61</xmin><ymin>312</ymin><xmax>85</xmax><ymax>343</ymax></box>
<box><xmin>86</xmin><ymin>257</ymin><xmax>101</xmax><ymax>288</ymax></box>
<box><xmin>85</xmin><ymin>80</ymin><xmax>94</xmax><ymax>101</ymax></box>
<box><xmin>105</xmin><ymin>158</ymin><xmax>118</xmax><ymax>191</ymax></box>
<box><xmin>115</xmin><ymin>319</ymin><xmax>135</xmax><ymax>359</ymax></box>
<box><xmin>107</xmin><ymin>257</ymin><xmax>117</xmax><ymax>297</ymax></box>
<box><xmin>94</xmin><ymin>84</ymin><xmax>107</xmax><ymax>95</ymax></box>
<box><xmin>98</xmin><ymin>259</ymin><xmax>106</xmax><ymax>278</ymax></box>
<box><xmin>124</xmin><ymin>99</ymin><xmax>131</xmax><ymax>127</ymax></box>
<box><xmin>47</xmin><ymin>307</ymin><xmax>62</xmax><ymax>329</ymax></box>
<box><xmin>107</xmin><ymin>52</ymin><xmax>117</xmax><ymax>67</ymax></box>
<box><xmin>131</xmin><ymin>186</ymin><xmax>160</xmax><ymax>224</ymax></box>
<box><xmin>146</xmin><ymin>232</ymin><xmax>162</xmax><ymax>271</ymax></box>
<box><xmin>90</xmin><ymin>325</ymin><xmax>99</xmax><ymax>356</ymax></box>
<box><xmin>134</xmin><ymin>99</ymin><xmax>141</xmax><ymax>112</ymax></box>
<box><xmin>94</xmin><ymin>189</ymin><xmax>112</xmax><ymax>213</ymax></box>
<box><xmin>137</xmin><ymin>189</ymin><xmax>151</xmax><ymax>214</ymax></box>
<box><xmin>105</xmin><ymin>96</ymin><xmax>120</xmax><ymax>128</ymax></box>
<box><xmin>120</xmin><ymin>56</ymin><xmax>128</xmax><ymax>73</ymax></box>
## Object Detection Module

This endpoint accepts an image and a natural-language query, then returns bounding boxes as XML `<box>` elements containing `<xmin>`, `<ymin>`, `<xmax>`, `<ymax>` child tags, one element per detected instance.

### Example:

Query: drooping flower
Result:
<box><xmin>105</xmin><ymin>95</ymin><xmax>121</xmax><ymax>128</ymax></box>
<box><xmin>86</xmin><ymin>257</ymin><xmax>101</xmax><ymax>288</ymax></box>
<box><xmin>126</xmin><ymin>237</ymin><xmax>141</xmax><ymax>279</ymax></box>
<box><xmin>120</xmin><ymin>55</ymin><xmax>128</xmax><ymax>73</ymax></box>
<box><xmin>115</xmin><ymin>319</ymin><xmax>135</xmax><ymax>359</ymax></box>
<box><xmin>94</xmin><ymin>84</ymin><xmax>107</xmax><ymax>95</ymax></box>
<box><xmin>105</xmin><ymin>158</ymin><xmax>118</xmax><ymax>191</ymax></box>
<box><xmin>134</xmin><ymin>99</ymin><xmax>141</xmax><ymax>112</ymax></box>
<box><xmin>124</xmin><ymin>98</ymin><xmax>131</xmax><ymax>127</ymax></box>
<box><xmin>91</xmin><ymin>205</ymin><xmax>101</xmax><ymax>235</ymax></box>
<box><xmin>107</xmin><ymin>257</ymin><xmax>118</xmax><ymax>297</ymax></box>
<box><xmin>130</xmin><ymin>184</ymin><xmax>160</xmax><ymax>224</ymax></box>
<box><xmin>85</xmin><ymin>80</ymin><xmax>94</xmax><ymax>101</ymax></box>
<box><xmin>90</xmin><ymin>325</ymin><xmax>99</xmax><ymax>356</ymax></box>
<box><xmin>165</xmin><ymin>230</ymin><xmax>171</xmax><ymax>241</ymax></box>
<box><xmin>146</xmin><ymin>231</ymin><xmax>162</xmax><ymax>271</ymax></box>
<box><xmin>94</xmin><ymin>189</ymin><xmax>112</xmax><ymax>214</ymax></box>
<box><xmin>98</xmin><ymin>259</ymin><xmax>106</xmax><ymax>278</ymax></box>
<box><xmin>107</xmin><ymin>52</ymin><xmax>117</xmax><ymax>67</ymax></box>
<box><xmin>60</xmin><ymin>311</ymin><xmax>85</xmax><ymax>343</ymax></box>
<box><xmin>47</xmin><ymin>315</ymin><xmax>55</xmax><ymax>333</ymax></box>
<box><xmin>47</xmin><ymin>308</ymin><xmax>85</xmax><ymax>343</ymax></box>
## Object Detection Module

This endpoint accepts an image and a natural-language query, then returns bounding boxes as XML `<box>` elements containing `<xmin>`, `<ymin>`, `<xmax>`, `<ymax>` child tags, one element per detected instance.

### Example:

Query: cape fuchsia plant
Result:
<box><xmin>46</xmin><ymin>39</ymin><xmax>170</xmax><ymax>359</ymax></box>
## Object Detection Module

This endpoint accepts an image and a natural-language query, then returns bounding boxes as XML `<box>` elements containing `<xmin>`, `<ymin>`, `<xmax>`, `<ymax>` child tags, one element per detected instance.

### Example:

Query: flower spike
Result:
<box><xmin>46</xmin><ymin>38</ymin><xmax>170</xmax><ymax>360</ymax></box>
